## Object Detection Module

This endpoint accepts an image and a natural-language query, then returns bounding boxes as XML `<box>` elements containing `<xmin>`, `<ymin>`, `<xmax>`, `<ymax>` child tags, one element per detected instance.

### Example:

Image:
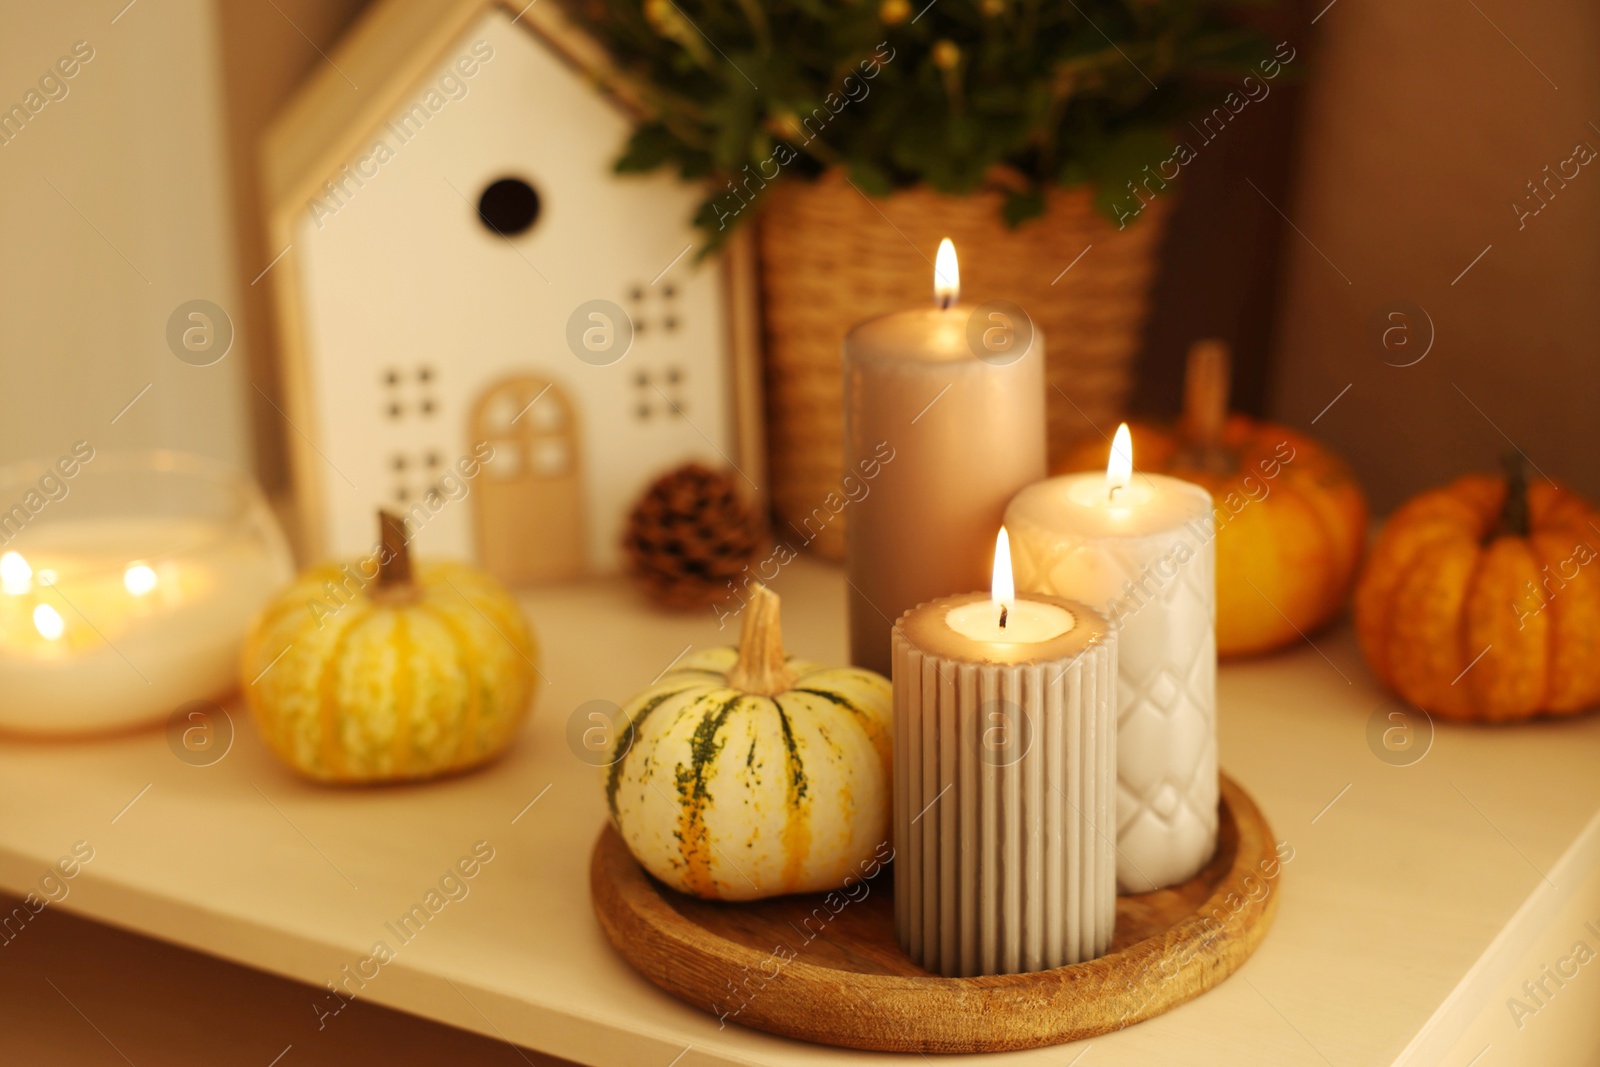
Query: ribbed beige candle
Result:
<box><xmin>892</xmin><ymin>592</ymin><xmax>1115</xmax><ymax>978</ymax></box>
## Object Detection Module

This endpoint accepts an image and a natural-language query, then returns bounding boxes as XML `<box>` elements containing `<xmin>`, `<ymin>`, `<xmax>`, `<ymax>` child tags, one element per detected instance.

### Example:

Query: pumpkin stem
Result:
<box><xmin>1182</xmin><ymin>339</ymin><xmax>1231</xmax><ymax>469</ymax></box>
<box><xmin>376</xmin><ymin>510</ymin><xmax>414</xmax><ymax>591</ymax></box>
<box><xmin>726</xmin><ymin>583</ymin><xmax>796</xmax><ymax>697</ymax></box>
<box><xmin>1497</xmin><ymin>452</ymin><xmax>1530</xmax><ymax>539</ymax></box>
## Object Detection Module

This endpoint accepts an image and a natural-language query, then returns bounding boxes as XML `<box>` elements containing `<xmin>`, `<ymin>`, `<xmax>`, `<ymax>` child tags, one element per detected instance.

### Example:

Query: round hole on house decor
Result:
<box><xmin>476</xmin><ymin>177</ymin><xmax>541</xmax><ymax>237</ymax></box>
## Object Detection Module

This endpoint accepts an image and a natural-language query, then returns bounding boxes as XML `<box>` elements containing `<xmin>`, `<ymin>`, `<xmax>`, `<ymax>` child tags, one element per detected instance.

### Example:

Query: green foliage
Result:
<box><xmin>566</xmin><ymin>0</ymin><xmax>1283</xmax><ymax>245</ymax></box>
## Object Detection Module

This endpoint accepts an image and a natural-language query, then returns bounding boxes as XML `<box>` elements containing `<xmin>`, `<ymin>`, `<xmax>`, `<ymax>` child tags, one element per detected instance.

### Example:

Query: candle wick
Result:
<box><xmin>998</xmin><ymin>603</ymin><xmax>1008</xmax><ymax>630</ymax></box>
<box><xmin>938</xmin><ymin>294</ymin><xmax>953</xmax><ymax>310</ymax></box>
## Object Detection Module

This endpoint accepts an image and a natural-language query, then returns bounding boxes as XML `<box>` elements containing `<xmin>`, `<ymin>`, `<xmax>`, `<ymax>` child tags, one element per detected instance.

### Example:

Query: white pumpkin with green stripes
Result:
<box><xmin>605</xmin><ymin>586</ymin><xmax>892</xmax><ymax>900</ymax></box>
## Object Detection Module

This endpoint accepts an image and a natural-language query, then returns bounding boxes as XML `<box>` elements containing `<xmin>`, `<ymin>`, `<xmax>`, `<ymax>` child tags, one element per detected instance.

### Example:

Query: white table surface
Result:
<box><xmin>1</xmin><ymin>555</ymin><xmax>1597</xmax><ymax>1066</ymax></box>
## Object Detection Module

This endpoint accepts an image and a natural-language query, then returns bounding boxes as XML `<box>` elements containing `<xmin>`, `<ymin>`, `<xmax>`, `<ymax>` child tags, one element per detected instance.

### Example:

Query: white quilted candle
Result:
<box><xmin>1005</xmin><ymin>426</ymin><xmax>1217</xmax><ymax>892</ymax></box>
<box><xmin>892</xmin><ymin>531</ymin><xmax>1116</xmax><ymax>977</ymax></box>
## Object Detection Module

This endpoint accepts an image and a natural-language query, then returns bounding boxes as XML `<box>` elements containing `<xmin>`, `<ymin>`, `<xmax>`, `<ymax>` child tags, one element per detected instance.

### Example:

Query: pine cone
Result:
<box><xmin>623</xmin><ymin>463</ymin><xmax>766</xmax><ymax>610</ymax></box>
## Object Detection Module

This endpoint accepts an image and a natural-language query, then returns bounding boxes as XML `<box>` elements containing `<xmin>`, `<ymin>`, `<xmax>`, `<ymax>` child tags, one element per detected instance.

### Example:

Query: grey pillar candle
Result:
<box><xmin>892</xmin><ymin>581</ymin><xmax>1117</xmax><ymax>978</ymax></box>
<box><xmin>843</xmin><ymin>240</ymin><xmax>1047</xmax><ymax>676</ymax></box>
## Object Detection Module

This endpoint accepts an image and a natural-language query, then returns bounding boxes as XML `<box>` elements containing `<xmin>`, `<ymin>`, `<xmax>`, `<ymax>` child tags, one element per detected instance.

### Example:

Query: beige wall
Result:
<box><xmin>214</xmin><ymin>0</ymin><xmax>374</xmax><ymax>496</ymax></box>
<box><xmin>1270</xmin><ymin>0</ymin><xmax>1600</xmax><ymax>513</ymax></box>
<box><xmin>0</xmin><ymin>0</ymin><xmax>374</xmax><ymax>485</ymax></box>
<box><xmin>0</xmin><ymin>1</ymin><xmax>248</xmax><ymax>468</ymax></box>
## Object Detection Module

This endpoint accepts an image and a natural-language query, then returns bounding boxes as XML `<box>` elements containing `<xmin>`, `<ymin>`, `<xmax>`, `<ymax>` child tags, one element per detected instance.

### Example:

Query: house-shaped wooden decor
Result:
<box><xmin>262</xmin><ymin>0</ymin><xmax>764</xmax><ymax>585</ymax></box>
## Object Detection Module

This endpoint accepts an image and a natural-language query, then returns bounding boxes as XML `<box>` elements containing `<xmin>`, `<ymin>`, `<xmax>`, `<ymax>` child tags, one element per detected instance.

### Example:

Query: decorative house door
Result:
<box><xmin>470</xmin><ymin>375</ymin><xmax>585</xmax><ymax>585</ymax></box>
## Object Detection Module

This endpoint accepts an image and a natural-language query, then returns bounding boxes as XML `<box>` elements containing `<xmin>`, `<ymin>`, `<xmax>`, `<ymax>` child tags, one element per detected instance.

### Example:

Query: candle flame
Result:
<box><xmin>124</xmin><ymin>563</ymin><xmax>158</xmax><ymax>596</ymax></box>
<box><xmin>0</xmin><ymin>551</ymin><xmax>31</xmax><ymax>595</ymax></box>
<box><xmin>992</xmin><ymin>526</ymin><xmax>1015</xmax><ymax>623</ymax></box>
<box><xmin>934</xmin><ymin>238</ymin><xmax>960</xmax><ymax>308</ymax></box>
<box><xmin>33</xmin><ymin>603</ymin><xmax>63</xmax><ymax>641</ymax></box>
<box><xmin>1107</xmin><ymin>422</ymin><xmax>1133</xmax><ymax>497</ymax></box>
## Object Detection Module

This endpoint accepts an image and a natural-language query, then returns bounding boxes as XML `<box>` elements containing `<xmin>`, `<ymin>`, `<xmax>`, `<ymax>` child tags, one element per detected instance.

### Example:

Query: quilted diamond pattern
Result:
<box><xmin>1010</xmin><ymin>513</ymin><xmax>1218</xmax><ymax>892</ymax></box>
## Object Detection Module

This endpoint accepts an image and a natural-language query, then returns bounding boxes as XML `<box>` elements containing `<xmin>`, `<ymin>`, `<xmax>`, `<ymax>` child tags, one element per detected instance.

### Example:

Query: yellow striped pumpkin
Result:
<box><xmin>605</xmin><ymin>584</ymin><xmax>892</xmax><ymax>900</ymax></box>
<box><xmin>241</xmin><ymin>514</ymin><xmax>538</xmax><ymax>783</ymax></box>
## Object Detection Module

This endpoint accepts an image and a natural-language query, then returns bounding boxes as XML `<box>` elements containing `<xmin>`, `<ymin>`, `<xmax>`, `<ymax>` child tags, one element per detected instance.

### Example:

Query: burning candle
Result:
<box><xmin>892</xmin><ymin>529</ymin><xmax>1116</xmax><ymax>977</ymax></box>
<box><xmin>1005</xmin><ymin>425</ymin><xmax>1218</xmax><ymax>891</ymax></box>
<box><xmin>844</xmin><ymin>240</ymin><xmax>1048</xmax><ymax>675</ymax></box>
<box><xmin>0</xmin><ymin>452</ymin><xmax>293</xmax><ymax>736</ymax></box>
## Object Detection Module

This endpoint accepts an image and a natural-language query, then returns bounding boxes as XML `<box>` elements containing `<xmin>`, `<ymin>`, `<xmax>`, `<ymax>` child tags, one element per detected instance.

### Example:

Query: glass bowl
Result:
<box><xmin>0</xmin><ymin>449</ymin><xmax>293</xmax><ymax>736</ymax></box>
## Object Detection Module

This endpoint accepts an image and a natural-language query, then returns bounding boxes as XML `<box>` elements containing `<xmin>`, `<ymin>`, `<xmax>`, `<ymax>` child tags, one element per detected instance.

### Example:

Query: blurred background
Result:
<box><xmin>3</xmin><ymin>0</ymin><xmax>1595</xmax><ymax>517</ymax></box>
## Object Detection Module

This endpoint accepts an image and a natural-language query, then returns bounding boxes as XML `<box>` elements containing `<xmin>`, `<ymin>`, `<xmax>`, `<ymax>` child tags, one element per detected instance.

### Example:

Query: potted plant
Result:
<box><xmin>569</xmin><ymin>0</ymin><xmax>1287</xmax><ymax>559</ymax></box>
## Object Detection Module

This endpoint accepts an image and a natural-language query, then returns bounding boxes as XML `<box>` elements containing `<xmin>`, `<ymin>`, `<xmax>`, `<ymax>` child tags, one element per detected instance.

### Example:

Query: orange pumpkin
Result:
<box><xmin>1057</xmin><ymin>342</ymin><xmax>1368</xmax><ymax>657</ymax></box>
<box><xmin>1354</xmin><ymin>461</ymin><xmax>1600</xmax><ymax>722</ymax></box>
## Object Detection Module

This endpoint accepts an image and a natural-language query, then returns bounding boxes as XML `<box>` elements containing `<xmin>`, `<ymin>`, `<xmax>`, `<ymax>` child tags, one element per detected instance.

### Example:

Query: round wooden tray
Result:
<box><xmin>591</xmin><ymin>774</ymin><xmax>1279</xmax><ymax>1054</ymax></box>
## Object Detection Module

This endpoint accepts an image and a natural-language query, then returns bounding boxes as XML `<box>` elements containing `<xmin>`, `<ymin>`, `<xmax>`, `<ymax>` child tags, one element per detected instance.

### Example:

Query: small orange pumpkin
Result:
<box><xmin>1057</xmin><ymin>342</ymin><xmax>1368</xmax><ymax>657</ymax></box>
<box><xmin>1355</xmin><ymin>459</ymin><xmax>1600</xmax><ymax>722</ymax></box>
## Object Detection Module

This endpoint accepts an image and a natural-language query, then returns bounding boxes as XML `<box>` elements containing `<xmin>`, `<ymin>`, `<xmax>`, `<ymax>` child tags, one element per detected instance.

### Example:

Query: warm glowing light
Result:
<box><xmin>124</xmin><ymin>563</ymin><xmax>158</xmax><ymax>596</ymax></box>
<box><xmin>991</xmin><ymin>526</ymin><xmax>1015</xmax><ymax>617</ymax></box>
<box><xmin>33</xmin><ymin>603</ymin><xmax>64</xmax><ymax>641</ymax></box>
<box><xmin>944</xmin><ymin>524</ymin><xmax>1073</xmax><ymax>643</ymax></box>
<box><xmin>36</xmin><ymin>568</ymin><xmax>57</xmax><ymax>587</ymax></box>
<box><xmin>1106</xmin><ymin>423</ymin><xmax>1133</xmax><ymax>497</ymax></box>
<box><xmin>934</xmin><ymin>237</ymin><xmax>960</xmax><ymax>307</ymax></box>
<box><xmin>0</xmin><ymin>552</ymin><xmax>31</xmax><ymax>595</ymax></box>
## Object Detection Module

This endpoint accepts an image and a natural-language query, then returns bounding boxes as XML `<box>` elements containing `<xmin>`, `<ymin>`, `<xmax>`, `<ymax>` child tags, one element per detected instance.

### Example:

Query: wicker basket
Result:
<box><xmin>757</xmin><ymin>169</ymin><xmax>1173</xmax><ymax>560</ymax></box>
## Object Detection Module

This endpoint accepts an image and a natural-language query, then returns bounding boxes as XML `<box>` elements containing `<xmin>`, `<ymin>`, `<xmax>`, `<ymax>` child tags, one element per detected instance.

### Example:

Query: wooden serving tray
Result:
<box><xmin>591</xmin><ymin>775</ymin><xmax>1279</xmax><ymax>1054</ymax></box>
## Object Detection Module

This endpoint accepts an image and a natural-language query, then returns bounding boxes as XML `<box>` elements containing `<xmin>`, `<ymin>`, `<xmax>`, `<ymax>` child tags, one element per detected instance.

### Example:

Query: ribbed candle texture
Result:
<box><xmin>892</xmin><ymin>594</ymin><xmax>1116</xmax><ymax>978</ymax></box>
